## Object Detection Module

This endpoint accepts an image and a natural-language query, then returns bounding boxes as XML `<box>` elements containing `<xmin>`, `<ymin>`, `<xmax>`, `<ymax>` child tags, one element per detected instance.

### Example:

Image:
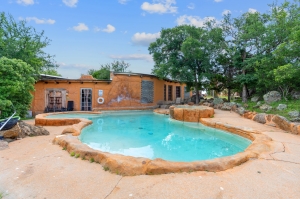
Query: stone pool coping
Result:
<box><xmin>34</xmin><ymin>111</ymin><xmax>277</xmax><ymax>176</ymax></box>
<box><xmin>35</xmin><ymin>111</ymin><xmax>100</xmax><ymax>126</ymax></box>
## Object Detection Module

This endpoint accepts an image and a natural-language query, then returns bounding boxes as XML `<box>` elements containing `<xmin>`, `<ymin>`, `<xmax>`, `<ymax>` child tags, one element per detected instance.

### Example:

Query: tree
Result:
<box><xmin>88</xmin><ymin>66</ymin><xmax>110</xmax><ymax>80</ymax></box>
<box><xmin>0</xmin><ymin>12</ymin><xmax>57</xmax><ymax>77</ymax></box>
<box><xmin>110</xmin><ymin>60</ymin><xmax>130</xmax><ymax>72</ymax></box>
<box><xmin>0</xmin><ymin>57</ymin><xmax>35</xmax><ymax>118</ymax></box>
<box><xmin>220</xmin><ymin>10</ymin><xmax>270</xmax><ymax>102</ymax></box>
<box><xmin>88</xmin><ymin>60</ymin><xmax>130</xmax><ymax>80</ymax></box>
<box><xmin>149</xmin><ymin>25</ymin><xmax>222</xmax><ymax>103</ymax></box>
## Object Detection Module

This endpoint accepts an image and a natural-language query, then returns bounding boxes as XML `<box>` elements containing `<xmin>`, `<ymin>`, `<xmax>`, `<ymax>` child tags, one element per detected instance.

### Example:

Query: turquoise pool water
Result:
<box><xmin>46</xmin><ymin>113</ymin><xmax>101</xmax><ymax>119</ymax></box>
<box><xmin>48</xmin><ymin>111</ymin><xmax>251</xmax><ymax>162</ymax></box>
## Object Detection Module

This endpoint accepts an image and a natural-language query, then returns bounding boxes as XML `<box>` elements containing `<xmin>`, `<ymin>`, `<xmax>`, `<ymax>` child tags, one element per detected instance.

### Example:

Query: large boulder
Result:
<box><xmin>221</xmin><ymin>102</ymin><xmax>236</xmax><ymax>111</ymax></box>
<box><xmin>263</xmin><ymin>91</ymin><xmax>281</xmax><ymax>104</ymax></box>
<box><xmin>288</xmin><ymin>111</ymin><xmax>300</xmax><ymax>118</ymax></box>
<box><xmin>272</xmin><ymin>115</ymin><xmax>291</xmax><ymax>132</ymax></box>
<box><xmin>276</xmin><ymin>104</ymin><xmax>287</xmax><ymax>111</ymax></box>
<box><xmin>290</xmin><ymin>118</ymin><xmax>300</xmax><ymax>122</ymax></box>
<box><xmin>236</xmin><ymin>107</ymin><xmax>245</xmax><ymax>115</ymax></box>
<box><xmin>260</xmin><ymin>104</ymin><xmax>273</xmax><ymax>112</ymax></box>
<box><xmin>213</xmin><ymin>98</ymin><xmax>224</xmax><ymax>105</ymax></box>
<box><xmin>214</xmin><ymin>104</ymin><xmax>224</xmax><ymax>109</ymax></box>
<box><xmin>291</xmin><ymin>91</ymin><xmax>300</xmax><ymax>100</ymax></box>
<box><xmin>0</xmin><ymin>124</ymin><xmax>20</xmax><ymax>139</ymax></box>
<box><xmin>253</xmin><ymin>113</ymin><xmax>267</xmax><ymax>124</ymax></box>
<box><xmin>251</xmin><ymin>96</ymin><xmax>260</xmax><ymax>102</ymax></box>
<box><xmin>18</xmin><ymin>121</ymin><xmax>49</xmax><ymax>138</ymax></box>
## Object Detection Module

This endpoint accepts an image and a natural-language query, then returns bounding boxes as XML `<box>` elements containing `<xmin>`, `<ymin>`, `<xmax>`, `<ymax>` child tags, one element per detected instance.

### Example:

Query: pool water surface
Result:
<box><xmin>55</xmin><ymin>111</ymin><xmax>251</xmax><ymax>162</ymax></box>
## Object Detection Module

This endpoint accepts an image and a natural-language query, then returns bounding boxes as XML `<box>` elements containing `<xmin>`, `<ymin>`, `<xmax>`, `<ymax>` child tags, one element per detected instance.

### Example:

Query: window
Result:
<box><xmin>81</xmin><ymin>88</ymin><xmax>92</xmax><ymax>111</ymax></box>
<box><xmin>176</xmin><ymin>86</ymin><xmax>181</xmax><ymax>98</ymax></box>
<box><xmin>168</xmin><ymin>85</ymin><xmax>173</xmax><ymax>101</ymax></box>
<box><xmin>45</xmin><ymin>89</ymin><xmax>66</xmax><ymax>112</ymax></box>
<box><xmin>141</xmin><ymin>81</ymin><xmax>154</xmax><ymax>103</ymax></box>
<box><xmin>164</xmin><ymin>85</ymin><xmax>166</xmax><ymax>101</ymax></box>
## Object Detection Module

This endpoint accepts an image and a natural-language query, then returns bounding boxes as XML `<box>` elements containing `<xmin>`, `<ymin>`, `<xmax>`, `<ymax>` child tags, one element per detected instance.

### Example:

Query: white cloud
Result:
<box><xmin>248</xmin><ymin>8</ymin><xmax>258</xmax><ymax>13</ymax></box>
<box><xmin>94</xmin><ymin>24</ymin><xmax>116</xmax><ymax>33</ymax></box>
<box><xmin>17</xmin><ymin>0</ymin><xmax>34</xmax><ymax>5</ymax></box>
<box><xmin>132</xmin><ymin>32</ymin><xmax>160</xmax><ymax>46</ymax></box>
<box><xmin>110</xmin><ymin>54</ymin><xmax>153</xmax><ymax>62</ymax></box>
<box><xmin>63</xmin><ymin>0</ymin><xmax>78</xmax><ymax>7</ymax></box>
<box><xmin>141</xmin><ymin>0</ymin><xmax>177</xmax><ymax>14</ymax></box>
<box><xmin>214</xmin><ymin>0</ymin><xmax>223</xmax><ymax>2</ymax></box>
<box><xmin>102</xmin><ymin>24</ymin><xmax>116</xmax><ymax>33</ymax></box>
<box><xmin>59</xmin><ymin>62</ymin><xmax>92</xmax><ymax>70</ymax></box>
<box><xmin>73</xmin><ymin>23</ymin><xmax>89</xmax><ymax>32</ymax></box>
<box><xmin>187</xmin><ymin>3</ymin><xmax>195</xmax><ymax>10</ymax></box>
<box><xmin>94</xmin><ymin>26</ymin><xmax>101</xmax><ymax>32</ymax></box>
<box><xmin>22</xmin><ymin>17</ymin><xmax>55</xmax><ymax>24</ymax></box>
<box><xmin>118</xmin><ymin>0</ymin><xmax>130</xmax><ymax>4</ymax></box>
<box><xmin>176</xmin><ymin>15</ymin><xmax>217</xmax><ymax>27</ymax></box>
<box><xmin>222</xmin><ymin>9</ymin><xmax>231</xmax><ymax>16</ymax></box>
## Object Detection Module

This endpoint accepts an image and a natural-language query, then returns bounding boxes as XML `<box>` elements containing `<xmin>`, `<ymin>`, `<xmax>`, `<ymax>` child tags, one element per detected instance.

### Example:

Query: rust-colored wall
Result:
<box><xmin>31</xmin><ymin>74</ymin><xmax>188</xmax><ymax>116</ymax></box>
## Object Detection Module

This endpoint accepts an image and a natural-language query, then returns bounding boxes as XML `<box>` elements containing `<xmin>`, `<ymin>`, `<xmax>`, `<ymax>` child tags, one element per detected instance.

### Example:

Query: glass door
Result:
<box><xmin>81</xmin><ymin>88</ymin><xmax>92</xmax><ymax>111</ymax></box>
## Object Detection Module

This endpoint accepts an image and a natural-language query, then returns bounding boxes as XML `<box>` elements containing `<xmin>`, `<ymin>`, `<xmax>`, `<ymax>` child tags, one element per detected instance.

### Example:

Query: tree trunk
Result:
<box><xmin>227</xmin><ymin>88</ymin><xmax>231</xmax><ymax>102</ymax></box>
<box><xmin>241</xmin><ymin>50</ymin><xmax>247</xmax><ymax>103</ymax></box>
<box><xmin>194</xmin><ymin>74</ymin><xmax>199</xmax><ymax>104</ymax></box>
<box><xmin>242</xmin><ymin>84</ymin><xmax>247</xmax><ymax>103</ymax></box>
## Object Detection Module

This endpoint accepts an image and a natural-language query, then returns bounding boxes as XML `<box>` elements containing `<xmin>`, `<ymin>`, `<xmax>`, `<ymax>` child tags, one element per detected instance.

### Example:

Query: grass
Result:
<box><xmin>233</xmin><ymin>98</ymin><xmax>300</xmax><ymax>120</ymax></box>
<box><xmin>103</xmin><ymin>166</ymin><xmax>109</xmax><ymax>171</ymax></box>
<box><xmin>75</xmin><ymin>154</ymin><xmax>80</xmax><ymax>158</ymax></box>
<box><xmin>90</xmin><ymin>158</ymin><xmax>94</xmax><ymax>163</ymax></box>
<box><xmin>70</xmin><ymin>151</ymin><xmax>75</xmax><ymax>157</ymax></box>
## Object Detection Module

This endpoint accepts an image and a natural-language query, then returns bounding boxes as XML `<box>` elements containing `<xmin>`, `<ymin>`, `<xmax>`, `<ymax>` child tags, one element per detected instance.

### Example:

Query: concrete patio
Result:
<box><xmin>0</xmin><ymin>110</ymin><xmax>300</xmax><ymax>199</ymax></box>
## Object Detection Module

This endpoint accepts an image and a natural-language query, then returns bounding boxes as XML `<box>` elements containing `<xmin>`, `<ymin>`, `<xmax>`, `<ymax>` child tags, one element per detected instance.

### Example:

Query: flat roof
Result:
<box><xmin>38</xmin><ymin>72</ymin><xmax>181</xmax><ymax>83</ymax></box>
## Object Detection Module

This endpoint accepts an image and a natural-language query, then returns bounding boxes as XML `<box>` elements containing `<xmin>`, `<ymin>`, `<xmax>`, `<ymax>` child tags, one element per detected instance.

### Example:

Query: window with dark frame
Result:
<box><xmin>168</xmin><ymin>85</ymin><xmax>173</xmax><ymax>101</ymax></box>
<box><xmin>176</xmin><ymin>86</ymin><xmax>181</xmax><ymax>98</ymax></box>
<box><xmin>141</xmin><ymin>80</ymin><xmax>154</xmax><ymax>103</ymax></box>
<box><xmin>164</xmin><ymin>85</ymin><xmax>166</xmax><ymax>101</ymax></box>
<box><xmin>81</xmin><ymin>88</ymin><xmax>92</xmax><ymax>111</ymax></box>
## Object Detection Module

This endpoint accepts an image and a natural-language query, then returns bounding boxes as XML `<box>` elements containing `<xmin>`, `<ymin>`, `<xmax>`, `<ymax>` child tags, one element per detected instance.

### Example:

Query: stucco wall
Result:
<box><xmin>31</xmin><ymin>74</ymin><xmax>189</xmax><ymax>115</ymax></box>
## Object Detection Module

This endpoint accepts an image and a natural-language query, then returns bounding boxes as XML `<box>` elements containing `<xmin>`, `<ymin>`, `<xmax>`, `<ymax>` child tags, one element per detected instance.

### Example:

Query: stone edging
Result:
<box><xmin>46</xmin><ymin>111</ymin><xmax>276</xmax><ymax>176</ymax></box>
<box><xmin>243</xmin><ymin>112</ymin><xmax>300</xmax><ymax>135</ymax></box>
<box><xmin>169</xmin><ymin>105</ymin><xmax>214</xmax><ymax>122</ymax></box>
<box><xmin>35</xmin><ymin>111</ymin><xmax>98</xmax><ymax>126</ymax></box>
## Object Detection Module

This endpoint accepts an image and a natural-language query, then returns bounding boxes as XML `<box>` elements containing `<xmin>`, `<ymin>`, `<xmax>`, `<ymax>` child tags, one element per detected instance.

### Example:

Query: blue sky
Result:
<box><xmin>1</xmin><ymin>0</ymin><xmax>285</xmax><ymax>79</ymax></box>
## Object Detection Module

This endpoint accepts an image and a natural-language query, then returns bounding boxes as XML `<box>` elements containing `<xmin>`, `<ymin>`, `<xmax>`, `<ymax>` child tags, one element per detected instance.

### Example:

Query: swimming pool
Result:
<box><xmin>49</xmin><ymin>111</ymin><xmax>251</xmax><ymax>162</ymax></box>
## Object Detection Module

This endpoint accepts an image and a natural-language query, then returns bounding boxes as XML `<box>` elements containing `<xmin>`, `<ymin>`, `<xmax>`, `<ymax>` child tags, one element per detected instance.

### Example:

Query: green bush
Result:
<box><xmin>0</xmin><ymin>57</ymin><xmax>35</xmax><ymax>119</ymax></box>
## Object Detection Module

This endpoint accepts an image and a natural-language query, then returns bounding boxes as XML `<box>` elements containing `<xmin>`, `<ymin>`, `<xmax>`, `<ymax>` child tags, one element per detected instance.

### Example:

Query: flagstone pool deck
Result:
<box><xmin>1</xmin><ymin>109</ymin><xmax>300</xmax><ymax>199</ymax></box>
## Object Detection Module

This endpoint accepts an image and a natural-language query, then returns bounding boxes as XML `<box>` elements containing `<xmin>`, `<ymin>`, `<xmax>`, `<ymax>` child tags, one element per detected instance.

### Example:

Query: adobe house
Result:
<box><xmin>30</xmin><ymin>72</ymin><xmax>191</xmax><ymax>116</ymax></box>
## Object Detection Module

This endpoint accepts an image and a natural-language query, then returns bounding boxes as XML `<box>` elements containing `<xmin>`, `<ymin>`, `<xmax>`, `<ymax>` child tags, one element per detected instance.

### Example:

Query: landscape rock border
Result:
<box><xmin>39</xmin><ymin>111</ymin><xmax>276</xmax><ymax>176</ymax></box>
<box><xmin>200</xmin><ymin>98</ymin><xmax>300</xmax><ymax>135</ymax></box>
<box><xmin>243</xmin><ymin>112</ymin><xmax>300</xmax><ymax>134</ymax></box>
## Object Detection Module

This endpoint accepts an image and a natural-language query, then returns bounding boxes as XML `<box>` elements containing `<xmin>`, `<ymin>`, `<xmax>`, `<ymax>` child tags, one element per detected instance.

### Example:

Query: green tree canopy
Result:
<box><xmin>0</xmin><ymin>12</ymin><xmax>57</xmax><ymax>77</ymax></box>
<box><xmin>149</xmin><ymin>24</ymin><xmax>223</xmax><ymax>103</ymax></box>
<box><xmin>88</xmin><ymin>60</ymin><xmax>130</xmax><ymax>80</ymax></box>
<box><xmin>0</xmin><ymin>57</ymin><xmax>35</xmax><ymax>118</ymax></box>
